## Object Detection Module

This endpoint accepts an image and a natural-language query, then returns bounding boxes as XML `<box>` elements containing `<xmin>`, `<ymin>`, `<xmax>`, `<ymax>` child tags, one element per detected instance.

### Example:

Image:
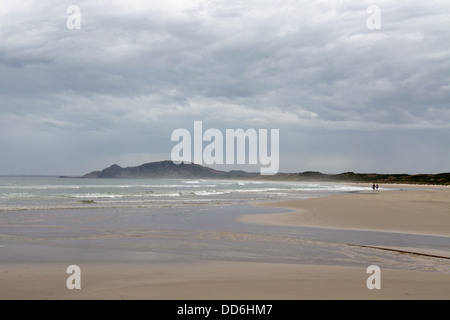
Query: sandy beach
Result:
<box><xmin>1</xmin><ymin>184</ymin><xmax>449</xmax><ymax>300</ymax></box>
<box><xmin>241</xmin><ymin>185</ymin><xmax>450</xmax><ymax>237</ymax></box>
<box><xmin>1</xmin><ymin>261</ymin><xmax>450</xmax><ymax>300</ymax></box>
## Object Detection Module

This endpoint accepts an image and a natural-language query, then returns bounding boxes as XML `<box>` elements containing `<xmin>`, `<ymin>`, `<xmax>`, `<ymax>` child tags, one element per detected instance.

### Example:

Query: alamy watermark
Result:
<box><xmin>366</xmin><ymin>265</ymin><xmax>381</xmax><ymax>290</ymax></box>
<box><xmin>66</xmin><ymin>265</ymin><xmax>81</xmax><ymax>290</ymax></box>
<box><xmin>66</xmin><ymin>5</ymin><xmax>81</xmax><ymax>30</ymax></box>
<box><xmin>170</xmin><ymin>121</ymin><xmax>279</xmax><ymax>175</ymax></box>
<box><xmin>367</xmin><ymin>5</ymin><xmax>381</xmax><ymax>30</ymax></box>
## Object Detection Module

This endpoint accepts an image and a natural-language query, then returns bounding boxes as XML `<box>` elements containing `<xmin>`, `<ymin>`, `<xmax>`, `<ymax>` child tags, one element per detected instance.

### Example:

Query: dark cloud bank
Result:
<box><xmin>0</xmin><ymin>0</ymin><xmax>449</xmax><ymax>175</ymax></box>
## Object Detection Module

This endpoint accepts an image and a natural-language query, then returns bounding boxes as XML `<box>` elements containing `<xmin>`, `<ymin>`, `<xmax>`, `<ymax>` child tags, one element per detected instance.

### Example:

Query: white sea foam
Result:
<box><xmin>193</xmin><ymin>190</ymin><xmax>226</xmax><ymax>196</ymax></box>
<box><xmin>70</xmin><ymin>193</ymin><xmax>130</xmax><ymax>199</ymax></box>
<box><xmin>0</xmin><ymin>177</ymin><xmax>377</xmax><ymax>211</ymax></box>
<box><xmin>0</xmin><ymin>192</ymin><xmax>36</xmax><ymax>198</ymax></box>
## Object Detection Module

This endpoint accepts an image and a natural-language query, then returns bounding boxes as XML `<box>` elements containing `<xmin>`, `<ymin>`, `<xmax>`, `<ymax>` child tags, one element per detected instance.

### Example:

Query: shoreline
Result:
<box><xmin>240</xmin><ymin>184</ymin><xmax>450</xmax><ymax>238</ymax></box>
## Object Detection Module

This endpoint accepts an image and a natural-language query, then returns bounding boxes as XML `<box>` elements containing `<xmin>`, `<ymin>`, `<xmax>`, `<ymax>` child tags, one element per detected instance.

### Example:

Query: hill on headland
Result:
<box><xmin>81</xmin><ymin>160</ymin><xmax>258</xmax><ymax>179</ymax></box>
<box><xmin>78</xmin><ymin>160</ymin><xmax>449</xmax><ymax>185</ymax></box>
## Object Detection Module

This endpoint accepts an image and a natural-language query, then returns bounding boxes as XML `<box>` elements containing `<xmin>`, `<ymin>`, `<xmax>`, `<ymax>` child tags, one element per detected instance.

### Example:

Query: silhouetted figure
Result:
<box><xmin>372</xmin><ymin>184</ymin><xmax>375</xmax><ymax>190</ymax></box>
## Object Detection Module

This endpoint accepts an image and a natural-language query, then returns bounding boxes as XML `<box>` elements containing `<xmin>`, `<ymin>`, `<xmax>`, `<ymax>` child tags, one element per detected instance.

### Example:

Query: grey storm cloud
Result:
<box><xmin>0</xmin><ymin>0</ymin><xmax>449</xmax><ymax>175</ymax></box>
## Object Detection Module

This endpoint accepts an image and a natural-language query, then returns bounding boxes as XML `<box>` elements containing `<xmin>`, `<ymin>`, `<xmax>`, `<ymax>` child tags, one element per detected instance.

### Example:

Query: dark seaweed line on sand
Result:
<box><xmin>347</xmin><ymin>244</ymin><xmax>450</xmax><ymax>260</ymax></box>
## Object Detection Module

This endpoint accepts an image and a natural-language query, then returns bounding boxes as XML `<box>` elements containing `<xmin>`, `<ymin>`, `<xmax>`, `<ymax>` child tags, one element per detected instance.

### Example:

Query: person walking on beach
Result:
<box><xmin>372</xmin><ymin>184</ymin><xmax>375</xmax><ymax>190</ymax></box>
<box><xmin>376</xmin><ymin>184</ymin><xmax>379</xmax><ymax>190</ymax></box>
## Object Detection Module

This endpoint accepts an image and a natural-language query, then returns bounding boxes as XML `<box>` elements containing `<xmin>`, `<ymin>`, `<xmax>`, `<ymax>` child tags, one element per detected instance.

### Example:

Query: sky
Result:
<box><xmin>0</xmin><ymin>0</ymin><xmax>449</xmax><ymax>176</ymax></box>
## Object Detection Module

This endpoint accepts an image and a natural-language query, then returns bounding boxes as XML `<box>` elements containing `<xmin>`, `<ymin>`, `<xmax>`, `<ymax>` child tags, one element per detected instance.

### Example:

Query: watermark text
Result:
<box><xmin>171</xmin><ymin>121</ymin><xmax>279</xmax><ymax>175</ymax></box>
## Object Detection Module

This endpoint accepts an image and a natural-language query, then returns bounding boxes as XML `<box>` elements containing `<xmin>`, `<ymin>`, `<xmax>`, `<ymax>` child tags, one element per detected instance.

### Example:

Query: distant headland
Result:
<box><xmin>61</xmin><ymin>160</ymin><xmax>450</xmax><ymax>185</ymax></box>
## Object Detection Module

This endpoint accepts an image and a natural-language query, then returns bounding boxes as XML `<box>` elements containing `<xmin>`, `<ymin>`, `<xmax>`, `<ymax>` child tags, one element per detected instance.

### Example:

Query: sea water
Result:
<box><xmin>0</xmin><ymin>176</ymin><xmax>371</xmax><ymax>212</ymax></box>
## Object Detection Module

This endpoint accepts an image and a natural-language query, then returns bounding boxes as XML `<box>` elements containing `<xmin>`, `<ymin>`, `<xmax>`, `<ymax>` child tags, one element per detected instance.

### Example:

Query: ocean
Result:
<box><xmin>0</xmin><ymin>176</ymin><xmax>371</xmax><ymax>212</ymax></box>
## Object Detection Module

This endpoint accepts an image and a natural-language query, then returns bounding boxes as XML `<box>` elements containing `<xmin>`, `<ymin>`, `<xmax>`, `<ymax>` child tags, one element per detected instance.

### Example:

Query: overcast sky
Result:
<box><xmin>0</xmin><ymin>0</ymin><xmax>449</xmax><ymax>176</ymax></box>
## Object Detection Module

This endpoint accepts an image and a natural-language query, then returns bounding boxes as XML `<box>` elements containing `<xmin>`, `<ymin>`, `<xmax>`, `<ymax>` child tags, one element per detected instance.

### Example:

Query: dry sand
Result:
<box><xmin>240</xmin><ymin>185</ymin><xmax>450</xmax><ymax>237</ymax></box>
<box><xmin>1</xmin><ymin>261</ymin><xmax>450</xmax><ymax>300</ymax></box>
<box><xmin>1</xmin><ymin>184</ymin><xmax>449</xmax><ymax>300</ymax></box>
